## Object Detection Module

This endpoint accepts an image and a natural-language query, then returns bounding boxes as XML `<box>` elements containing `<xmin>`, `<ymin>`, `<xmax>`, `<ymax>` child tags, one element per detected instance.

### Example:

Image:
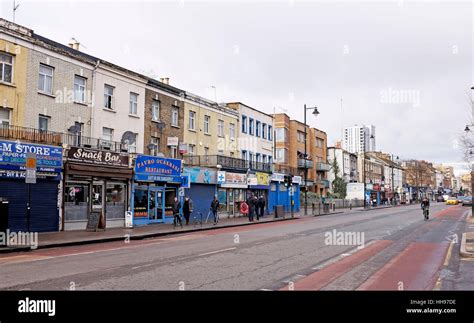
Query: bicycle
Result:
<box><xmin>422</xmin><ymin>206</ymin><xmax>429</xmax><ymax>221</ymax></box>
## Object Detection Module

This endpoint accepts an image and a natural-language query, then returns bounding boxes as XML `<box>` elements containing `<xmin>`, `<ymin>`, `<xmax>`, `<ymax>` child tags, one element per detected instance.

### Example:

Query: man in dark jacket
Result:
<box><xmin>173</xmin><ymin>197</ymin><xmax>182</xmax><ymax>227</ymax></box>
<box><xmin>183</xmin><ymin>197</ymin><xmax>192</xmax><ymax>225</ymax></box>
<box><xmin>247</xmin><ymin>194</ymin><xmax>255</xmax><ymax>222</ymax></box>
<box><xmin>258</xmin><ymin>195</ymin><xmax>266</xmax><ymax>220</ymax></box>
<box><xmin>210</xmin><ymin>195</ymin><xmax>220</xmax><ymax>225</ymax></box>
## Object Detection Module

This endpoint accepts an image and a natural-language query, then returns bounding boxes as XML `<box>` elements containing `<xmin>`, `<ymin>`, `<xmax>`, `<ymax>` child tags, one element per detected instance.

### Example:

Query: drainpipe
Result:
<box><xmin>90</xmin><ymin>60</ymin><xmax>101</xmax><ymax>138</ymax></box>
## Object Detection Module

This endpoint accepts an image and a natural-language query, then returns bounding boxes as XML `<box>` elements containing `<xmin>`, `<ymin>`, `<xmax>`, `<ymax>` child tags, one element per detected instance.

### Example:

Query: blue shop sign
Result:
<box><xmin>134</xmin><ymin>155</ymin><xmax>182</xmax><ymax>183</ymax></box>
<box><xmin>0</xmin><ymin>140</ymin><xmax>63</xmax><ymax>171</ymax></box>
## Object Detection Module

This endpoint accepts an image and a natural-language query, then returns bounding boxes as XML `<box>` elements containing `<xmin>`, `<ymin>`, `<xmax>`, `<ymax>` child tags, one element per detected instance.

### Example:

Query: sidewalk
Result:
<box><xmin>0</xmin><ymin>204</ymin><xmax>383</xmax><ymax>254</ymax></box>
<box><xmin>0</xmin><ymin>212</ymin><xmax>303</xmax><ymax>253</ymax></box>
<box><xmin>460</xmin><ymin>212</ymin><xmax>474</xmax><ymax>258</ymax></box>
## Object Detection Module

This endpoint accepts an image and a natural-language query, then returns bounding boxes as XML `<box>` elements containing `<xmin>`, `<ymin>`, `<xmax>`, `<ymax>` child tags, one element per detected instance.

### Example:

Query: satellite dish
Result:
<box><xmin>68</xmin><ymin>124</ymin><xmax>81</xmax><ymax>134</ymax></box>
<box><xmin>121</xmin><ymin>131</ymin><xmax>137</xmax><ymax>145</ymax></box>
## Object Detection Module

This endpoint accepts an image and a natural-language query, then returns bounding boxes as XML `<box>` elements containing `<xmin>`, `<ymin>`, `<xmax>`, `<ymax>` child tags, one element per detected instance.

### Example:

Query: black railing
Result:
<box><xmin>273</xmin><ymin>164</ymin><xmax>297</xmax><ymax>175</ymax></box>
<box><xmin>183</xmin><ymin>155</ymin><xmax>273</xmax><ymax>172</ymax></box>
<box><xmin>0</xmin><ymin>124</ymin><xmax>128</xmax><ymax>153</ymax></box>
<box><xmin>0</xmin><ymin>124</ymin><xmax>62</xmax><ymax>145</ymax></box>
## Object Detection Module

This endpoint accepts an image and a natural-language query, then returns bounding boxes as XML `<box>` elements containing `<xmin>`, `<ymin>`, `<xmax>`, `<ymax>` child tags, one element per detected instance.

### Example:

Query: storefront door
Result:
<box><xmin>228</xmin><ymin>190</ymin><xmax>235</xmax><ymax>215</ymax></box>
<box><xmin>92</xmin><ymin>181</ymin><xmax>105</xmax><ymax>212</ymax></box>
<box><xmin>149</xmin><ymin>187</ymin><xmax>164</xmax><ymax>222</ymax></box>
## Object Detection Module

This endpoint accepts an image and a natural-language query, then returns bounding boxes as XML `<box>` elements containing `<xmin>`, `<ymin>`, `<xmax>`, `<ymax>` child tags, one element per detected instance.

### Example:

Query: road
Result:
<box><xmin>0</xmin><ymin>203</ymin><xmax>472</xmax><ymax>291</ymax></box>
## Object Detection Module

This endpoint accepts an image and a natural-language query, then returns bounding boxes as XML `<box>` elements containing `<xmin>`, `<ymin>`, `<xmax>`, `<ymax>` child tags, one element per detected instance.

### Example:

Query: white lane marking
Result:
<box><xmin>311</xmin><ymin>240</ymin><xmax>377</xmax><ymax>271</ymax></box>
<box><xmin>132</xmin><ymin>263</ymin><xmax>153</xmax><ymax>270</ymax></box>
<box><xmin>198</xmin><ymin>247</ymin><xmax>236</xmax><ymax>257</ymax></box>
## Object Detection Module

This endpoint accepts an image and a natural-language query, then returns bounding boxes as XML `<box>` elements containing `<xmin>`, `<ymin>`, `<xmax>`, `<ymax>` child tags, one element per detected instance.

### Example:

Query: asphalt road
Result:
<box><xmin>0</xmin><ymin>203</ymin><xmax>472</xmax><ymax>290</ymax></box>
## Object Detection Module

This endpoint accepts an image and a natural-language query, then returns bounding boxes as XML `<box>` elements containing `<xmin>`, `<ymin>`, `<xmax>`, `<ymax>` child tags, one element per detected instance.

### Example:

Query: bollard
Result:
<box><xmin>312</xmin><ymin>203</ymin><xmax>315</xmax><ymax>216</ymax></box>
<box><xmin>319</xmin><ymin>202</ymin><xmax>321</xmax><ymax>215</ymax></box>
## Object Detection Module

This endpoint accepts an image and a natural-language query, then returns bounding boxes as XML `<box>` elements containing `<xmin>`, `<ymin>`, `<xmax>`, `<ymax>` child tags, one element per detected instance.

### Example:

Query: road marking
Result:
<box><xmin>444</xmin><ymin>240</ymin><xmax>455</xmax><ymax>267</ymax></box>
<box><xmin>198</xmin><ymin>247</ymin><xmax>236</xmax><ymax>257</ymax></box>
<box><xmin>132</xmin><ymin>263</ymin><xmax>153</xmax><ymax>270</ymax></box>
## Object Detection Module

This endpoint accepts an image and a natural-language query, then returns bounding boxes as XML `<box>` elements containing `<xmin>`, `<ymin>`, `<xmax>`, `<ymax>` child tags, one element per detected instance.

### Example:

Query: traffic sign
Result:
<box><xmin>25</xmin><ymin>153</ymin><xmax>37</xmax><ymax>184</ymax></box>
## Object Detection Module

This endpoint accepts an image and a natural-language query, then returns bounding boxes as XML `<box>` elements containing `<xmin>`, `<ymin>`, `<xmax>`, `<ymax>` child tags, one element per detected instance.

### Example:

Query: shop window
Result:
<box><xmin>134</xmin><ymin>186</ymin><xmax>148</xmax><ymax>217</ymax></box>
<box><xmin>65</xmin><ymin>184</ymin><xmax>89</xmax><ymax>205</ymax></box>
<box><xmin>164</xmin><ymin>188</ymin><xmax>177</xmax><ymax>217</ymax></box>
<box><xmin>106</xmin><ymin>183</ymin><xmax>126</xmax><ymax>219</ymax></box>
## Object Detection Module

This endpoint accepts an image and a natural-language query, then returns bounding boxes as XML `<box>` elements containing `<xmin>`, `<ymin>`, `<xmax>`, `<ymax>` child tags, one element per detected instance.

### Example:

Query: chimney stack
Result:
<box><xmin>160</xmin><ymin>77</ymin><xmax>169</xmax><ymax>85</ymax></box>
<box><xmin>68</xmin><ymin>38</ymin><xmax>80</xmax><ymax>51</ymax></box>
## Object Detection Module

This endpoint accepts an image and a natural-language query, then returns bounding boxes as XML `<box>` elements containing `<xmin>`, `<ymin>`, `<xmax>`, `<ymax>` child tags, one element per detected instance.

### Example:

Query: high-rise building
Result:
<box><xmin>342</xmin><ymin>125</ymin><xmax>376</xmax><ymax>154</ymax></box>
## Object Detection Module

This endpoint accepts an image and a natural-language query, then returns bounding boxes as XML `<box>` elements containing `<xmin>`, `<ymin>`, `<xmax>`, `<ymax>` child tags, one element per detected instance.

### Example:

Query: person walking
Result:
<box><xmin>254</xmin><ymin>195</ymin><xmax>260</xmax><ymax>221</ymax></box>
<box><xmin>183</xmin><ymin>197</ymin><xmax>192</xmax><ymax>225</ymax></box>
<box><xmin>258</xmin><ymin>195</ymin><xmax>266</xmax><ymax>219</ymax></box>
<box><xmin>210</xmin><ymin>195</ymin><xmax>220</xmax><ymax>225</ymax></box>
<box><xmin>172</xmin><ymin>197</ymin><xmax>182</xmax><ymax>228</ymax></box>
<box><xmin>421</xmin><ymin>197</ymin><xmax>430</xmax><ymax>221</ymax></box>
<box><xmin>247</xmin><ymin>194</ymin><xmax>255</xmax><ymax>222</ymax></box>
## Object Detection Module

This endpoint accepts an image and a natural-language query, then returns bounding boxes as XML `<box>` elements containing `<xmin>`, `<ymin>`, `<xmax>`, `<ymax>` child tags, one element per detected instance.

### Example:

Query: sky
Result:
<box><xmin>1</xmin><ymin>0</ymin><xmax>473</xmax><ymax>175</ymax></box>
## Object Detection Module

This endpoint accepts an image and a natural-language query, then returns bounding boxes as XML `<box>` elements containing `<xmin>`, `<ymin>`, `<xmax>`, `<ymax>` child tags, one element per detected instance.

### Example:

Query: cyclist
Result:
<box><xmin>421</xmin><ymin>197</ymin><xmax>430</xmax><ymax>221</ymax></box>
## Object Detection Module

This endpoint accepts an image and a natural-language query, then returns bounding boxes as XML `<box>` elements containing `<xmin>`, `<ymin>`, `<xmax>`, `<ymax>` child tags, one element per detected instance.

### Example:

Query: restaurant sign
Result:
<box><xmin>134</xmin><ymin>154</ymin><xmax>183</xmax><ymax>183</ymax></box>
<box><xmin>67</xmin><ymin>147</ymin><xmax>129</xmax><ymax>167</ymax></box>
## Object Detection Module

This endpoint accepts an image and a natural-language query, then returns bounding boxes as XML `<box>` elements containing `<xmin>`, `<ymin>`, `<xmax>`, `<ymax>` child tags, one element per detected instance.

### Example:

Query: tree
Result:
<box><xmin>330</xmin><ymin>158</ymin><xmax>347</xmax><ymax>198</ymax></box>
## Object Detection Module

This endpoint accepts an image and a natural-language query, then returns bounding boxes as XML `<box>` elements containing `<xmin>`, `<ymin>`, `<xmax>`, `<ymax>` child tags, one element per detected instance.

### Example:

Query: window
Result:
<box><xmin>150</xmin><ymin>137</ymin><xmax>160</xmax><ymax>156</ymax></box>
<box><xmin>256</xmin><ymin>153</ymin><xmax>261</xmax><ymax>163</ymax></box>
<box><xmin>204</xmin><ymin>147</ymin><xmax>209</xmax><ymax>157</ymax></box>
<box><xmin>171</xmin><ymin>107</ymin><xmax>179</xmax><ymax>127</ymax></box>
<box><xmin>188</xmin><ymin>144</ymin><xmax>195</xmax><ymax>155</ymax></box>
<box><xmin>249</xmin><ymin>152</ymin><xmax>254</xmax><ymax>162</ymax></box>
<box><xmin>218</xmin><ymin>150</ymin><xmax>224</xmax><ymax>156</ymax></box>
<box><xmin>249</xmin><ymin>118</ymin><xmax>254</xmax><ymax>135</ymax></box>
<box><xmin>102</xmin><ymin>127</ymin><xmax>113</xmax><ymax>142</ymax></box>
<box><xmin>0</xmin><ymin>108</ymin><xmax>10</xmax><ymax>126</ymax></box>
<box><xmin>218</xmin><ymin>119</ymin><xmax>224</xmax><ymax>137</ymax></box>
<box><xmin>38</xmin><ymin>115</ymin><xmax>49</xmax><ymax>132</ymax></box>
<box><xmin>189</xmin><ymin>111</ymin><xmax>196</xmax><ymax>130</ymax></box>
<box><xmin>268</xmin><ymin>126</ymin><xmax>273</xmax><ymax>141</ymax></box>
<box><xmin>275</xmin><ymin>128</ymin><xmax>286</xmax><ymax>142</ymax></box>
<box><xmin>38</xmin><ymin>64</ymin><xmax>53</xmax><ymax>94</ymax></box>
<box><xmin>74</xmin><ymin>75</ymin><xmax>86</xmax><ymax>103</ymax></box>
<box><xmin>276</xmin><ymin>148</ymin><xmax>287</xmax><ymax>163</ymax></box>
<box><xmin>104</xmin><ymin>85</ymin><xmax>114</xmax><ymax>109</ymax></box>
<box><xmin>242</xmin><ymin>115</ymin><xmax>247</xmax><ymax>133</ymax></box>
<box><xmin>241</xmin><ymin>150</ymin><xmax>247</xmax><ymax>160</ymax></box>
<box><xmin>316</xmin><ymin>138</ymin><xmax>324</xmax><ymax>148</ymax></box>
<box><xmin>262</xmin><ymin>123</ymin><xmax>267</xmax><ymax>139</ymax></box>
<box><xmin>204</xmin><ymin>115</ymin><xmax>210</xmax><ymax>134</ymax></box>
<box><xmin>127</xmin><ymin>133</ymin><xmax>137</xmax><ymax>153</ymax></box>
<box><xmin>170</xmin><ymin>146</ymin><xmax>177</xmax><ymax>158</ymax></box>
<box><xmin>256</xmin><ymin>121</ymin><xmax>261</xmax><ymax>137</ymax></box>
<box><xmin>262</xmin><ymin>155</ymin><xmax>267</xmax><ymax>163</ymax></box>
<box><xmin>129</xmin><ymin>92</ymin><xmax>138</xmax><ymax>115</ymax></box>
<box><xmin>0</xmin><ymin>53</ymin><xmax>13</xmax><ymax>83</ymax></box>
<box><xmin>229</xmin><ymin>123</ymin><xmax>235</xmax><ymax>139</ymax></box>
<box><xmin>268</xmin><ymin>156</ymin><xmax>273</xmax><ymax>164</ymax></box>
<box><xmin>297</xmin><ymin>131</ymin><xmax>305</xmax><ymax>143</ymax></box>
<box><xmin>151</xmin><ymin>100</ymin><xmax>160</xmax><ymax>121</ymax></box>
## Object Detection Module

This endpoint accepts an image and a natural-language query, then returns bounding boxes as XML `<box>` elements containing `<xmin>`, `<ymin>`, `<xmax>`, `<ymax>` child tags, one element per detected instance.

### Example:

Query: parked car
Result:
<box><xmin>457</xmin><ymin>196</ymin><xmax>465</xmax><ymax>204</ymax></box>
<box><xmin>462</xmin><ymin>196</ymin><xmax>472</xmax><ymax>206</ymax></box>
<box><xmin>445</xmin><ymin>197</ymin><xmax>458</xmax><ymax>205</ymax></box>
<box><xmin>436</xmin><ymin>196</ymin><xmax>444</xmax><ymax>202</ymax></box>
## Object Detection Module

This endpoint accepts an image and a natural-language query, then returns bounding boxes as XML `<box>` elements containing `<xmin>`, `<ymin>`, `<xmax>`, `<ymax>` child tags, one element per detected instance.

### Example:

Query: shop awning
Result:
<box><xmin>66</xmin><ymin>163</ymin><xmax>132</xmax><ymax>179</ymax></box>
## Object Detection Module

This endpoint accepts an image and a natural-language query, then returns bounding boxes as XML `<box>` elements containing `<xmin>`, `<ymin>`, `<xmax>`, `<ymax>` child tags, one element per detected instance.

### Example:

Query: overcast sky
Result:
<box><xmin>1</xmin><ymin>0</ymin><xmax>473</xmax><ymax>174</ymax></box>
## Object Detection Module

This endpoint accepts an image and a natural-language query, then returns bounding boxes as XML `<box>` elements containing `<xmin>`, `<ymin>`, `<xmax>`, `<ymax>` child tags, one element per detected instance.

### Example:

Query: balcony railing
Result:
<box><xmin>62</xmin><ymin>133</ymin><xmax>128</xmax><ymax>153</ymax></box>
<box><xmin>273</xmin><ymin>164</ymin><xmax>297</xmax><ymax>175</ymax></box>
<box><xmin>183</xmin><ymin>155</ymin><xmax>273</xmax><ymax>173</ymax></box>
<box><xmin>316</xmin><ymin>179</ymin><xmax>330</xmax><ymax>188</ymax></box>
<box><xmin>0</xmin><ymin>125</ymin><xmax>128</xmax><ymax>153</ymax></box>
<box><xmin>0</xmin><ymin>124</ymin><xmax>62</xmax><ymax>146</ymax></box>
<box><xmin>297</xmin><ymin>158</ymin><xmax>314</xmax><ymax>169</ymax></box>
<box><xmin>316</xmin><ymin>162</ymin><xmax>331</xmax><ymax>171</ymax></box>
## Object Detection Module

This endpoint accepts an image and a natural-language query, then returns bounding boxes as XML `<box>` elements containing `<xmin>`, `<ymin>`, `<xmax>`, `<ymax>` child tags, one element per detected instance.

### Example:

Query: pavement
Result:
<box><xmin>0</xmin><ymin>204</ymin><xmax>411</xmax><ymax>253</ymax></box>
<box><xmin>0</xmin><ymin>202</ymin><xmax>471</xmax><ymax>291</ymax></box>
<box><xmin>459</xmin><ymin>214</ymin><xmax>474</xmax><ymax>258</ymax></box>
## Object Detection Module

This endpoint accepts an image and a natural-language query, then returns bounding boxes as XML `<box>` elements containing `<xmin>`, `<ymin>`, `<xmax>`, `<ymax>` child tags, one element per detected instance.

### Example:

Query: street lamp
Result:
<box><xmin>390</xmin><ymin>155</ymin><xmax>399</xmax><ymax>206</ymax></box>
<box><xmin>363</xmin><ymin>134</ymin><xmax>375</xmax><ymax>209</ymax></box>
<box><xmin>304</xmin><ymin>104</ymin><xmax>319</xmax><ymax>215</ymax></box>
<box><xmin>464</xmin><ymin>86</ymin><xmax>474</xmax><ymax>216</ymax></box>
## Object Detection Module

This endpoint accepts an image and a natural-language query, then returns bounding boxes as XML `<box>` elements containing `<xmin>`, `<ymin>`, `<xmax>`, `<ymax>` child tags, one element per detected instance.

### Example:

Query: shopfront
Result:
<box><xmin>217</xmin><ymin>171</ymin><xmax>247</xmax><ymax>216</ymax></box>
<box><xmin>182</xmin><ymin>167</ymin><xmax>217</xmax><ymax>221</ymax></box>
<box><xmin>0</xmin><ymin>140</ymin><xmax>63</xmax><ymax>232</ymax></box>
<box><xmin>248</xmin><ymin>172</ymin><xmax>271</xmax><ymax>214</ymax></box>
<box><xmin>132</xmin><ymin>155</ymin><xmax>183</xmax><ymax>226</ymax></box>
<box><xmin>63</xmin><ymin>147</ymin><xmax>131</xmax><ymax>230</ymax></box>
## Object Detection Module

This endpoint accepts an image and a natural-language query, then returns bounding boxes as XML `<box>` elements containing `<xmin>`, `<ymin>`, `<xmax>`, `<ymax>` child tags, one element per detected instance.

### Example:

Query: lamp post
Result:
<box><xmin>464</xmin><ymin>86</ymin><xmax>474</xmax><ymax>216</ymax></box>
<box><xmin>363</xmin><ymin>134</ymin><xmax>375</xmax><ymax>209</ymax></box>
<box><xmin>304</xmin><ymin>104</ymin><xmax>319</xmax><ymax>215</ymax></box>
<box><xmin>390</xmin><ymin>155</ymin><xmax>399</xmax><ymax>206</ymax></box>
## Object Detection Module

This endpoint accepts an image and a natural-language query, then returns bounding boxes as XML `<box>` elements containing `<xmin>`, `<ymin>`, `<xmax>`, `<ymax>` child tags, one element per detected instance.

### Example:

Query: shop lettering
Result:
<box><xmin>72</xmin><ymin>148</ymin><xmax>121</xmax><ymax>163</ymax></box>
<box><xmin>1</xmin><ymin>142</ymin><xmax>51</xmax><ymax>156</ymax></box>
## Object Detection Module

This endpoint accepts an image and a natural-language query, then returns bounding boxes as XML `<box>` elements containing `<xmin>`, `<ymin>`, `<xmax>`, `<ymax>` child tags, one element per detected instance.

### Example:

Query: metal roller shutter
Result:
<box><xmin>185</xmin><ymin>184</ymin><xmax>215</xmax><ymax>223</ymax></box>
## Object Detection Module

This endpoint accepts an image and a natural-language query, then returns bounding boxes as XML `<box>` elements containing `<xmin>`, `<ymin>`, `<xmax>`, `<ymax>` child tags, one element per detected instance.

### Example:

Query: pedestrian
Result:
<box><xmin>247</xmin><ymin>194</ymin><xmax>255</xmax><ymax>222</ymax></box>
<box><xmin>173</xmin><ymin>197</ymin><xmax>182</xmax><ymax>228</ymax></box>
<box><xmin>210</xmin><ymin>195</ymin><xmax>220</xmax><ymax>225</ymax></box>
<box><xmin>183</xmin><ymin>197</ymin><xmax>192</xmax><ymax>225</ymax></box>
<box><xmin>258</xmin><ymin>195</ymin><xmax>266</xmax><ymax>219</ymax></box>
<box><xmin>254</xmin><ymin>195</ymin><xmax>259</xmax><ymax>221</ymax></box>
